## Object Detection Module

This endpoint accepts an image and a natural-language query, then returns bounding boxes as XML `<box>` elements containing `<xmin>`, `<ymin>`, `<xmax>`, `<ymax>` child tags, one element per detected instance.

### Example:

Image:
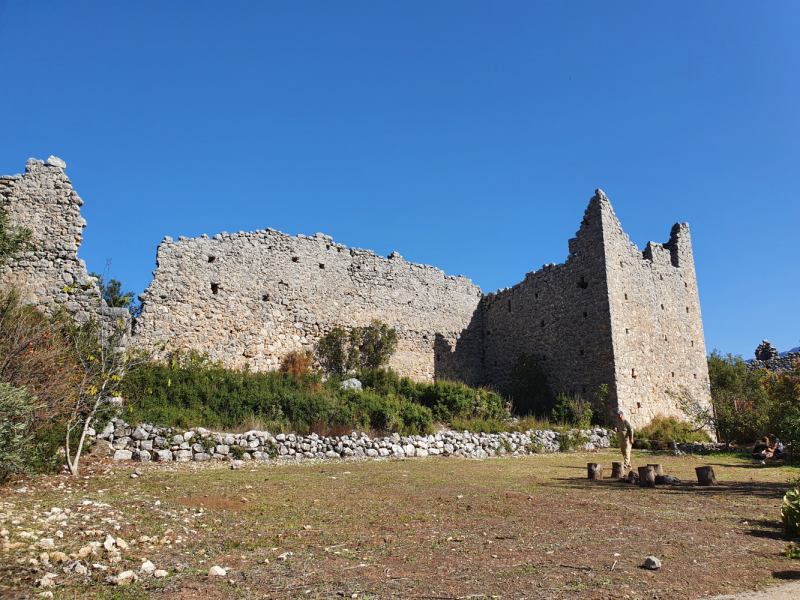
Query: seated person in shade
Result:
<box><xmin>768</xmin><ymin>434</ymin><xmax>784</xmax><ymax>459</ymax></box>
<box><xmin>752</xmin><ymin>437</ymin><xmax>770</xmax><ymax>460</ymax></box>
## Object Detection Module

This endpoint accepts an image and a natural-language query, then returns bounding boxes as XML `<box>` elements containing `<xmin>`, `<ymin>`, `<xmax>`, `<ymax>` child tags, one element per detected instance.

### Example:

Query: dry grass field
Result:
<box><xmin>1</xmin><ymin>450</ymin><xmax>799</xmax><ymax>600</ymax></box>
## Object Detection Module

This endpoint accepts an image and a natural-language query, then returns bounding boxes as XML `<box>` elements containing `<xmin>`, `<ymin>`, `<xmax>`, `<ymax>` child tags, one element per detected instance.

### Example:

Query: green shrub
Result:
<box><xmin>0</xmin><ymin>383</ymin><xmax>38</xmax><ymax>481</ymax></box>
<box><xmin>229</xmin><ymin>445</ymin><xmax>246</xmax><ymax>460</ymax></box>
<box><xmin>551</xmin><ymin>393</ymin><xmax>592</xmax><ymax>427</ymax></box>
<box><xmin>782</xmin><ymin>487</ymin><xmax>800</xmax><ymax>540</ymax></box>
<box><xmin>416</xmin><ymin>380</ymin><xmax>508</xmax><ymax>422</ymax></box>
<box><xmin>121</xmin><ymin>352</ymin><xmax>435</xmax><ymax>436</ymax></box>
<box><xmin>316</xmin><ymin>320</ymin><xmax>398</xmax><ymax>374</ymax></box>
<box><xmin>639</xmin><ymin>415</ymin><xmax>711</xmax><ymax>443</ymax></box>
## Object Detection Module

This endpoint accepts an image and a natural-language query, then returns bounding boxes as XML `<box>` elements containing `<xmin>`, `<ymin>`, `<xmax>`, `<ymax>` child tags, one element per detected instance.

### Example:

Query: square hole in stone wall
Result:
<box><xmin>211</xmin><ymin>283</ymin><xmax>219</xmax><ymax>295</ymax></box>
<box><xmin>292</xmin><ymin>257</ymin><xmax>299</xmax><ymax>263</ymax></box>
<box><xmin>262</xmin><ymin>294</ymin><xmax>270</xmax><ymax>301</ymax></box>
<box><xmin>319</xmin><ymin>263</ymin><xmax>325</xmax><ymax>269</ymax></box>
<box><xmin>208</xmin><ymin>256</ymin><xmax>216</xmax><ymax>263</ymax></box>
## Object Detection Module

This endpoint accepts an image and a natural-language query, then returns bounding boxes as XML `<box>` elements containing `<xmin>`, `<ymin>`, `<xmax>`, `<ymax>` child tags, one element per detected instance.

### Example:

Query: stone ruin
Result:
<box><xmin>748</xmin><ymin>340</ymin><xmax>799</xmax><ymax>373</ymax></box>
<box><xmin>1</xmin><ymin>157</ymin><xmax>714</xmax><ymax>429</ymax></box>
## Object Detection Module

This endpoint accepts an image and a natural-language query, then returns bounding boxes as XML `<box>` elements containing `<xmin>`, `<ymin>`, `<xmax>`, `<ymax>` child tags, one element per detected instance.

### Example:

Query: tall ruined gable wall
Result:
<box><xmin>134</xmin><ymin>229</ymin><xmax>484</xmax><ymax>382</ymax></box>
<box><xmin>479</xmin><ymin>194</ymin><xmax>616</xmax><ymax>407</ymax></box>
<box><xmin>0</xmin><ymin>158</ymin><xmax>122</xmax><ymax>324</ymax></box>
<box><xmin>602</xmin><ymin>203</ymin><xmax>712</xmax><ymax>429</ymax></box>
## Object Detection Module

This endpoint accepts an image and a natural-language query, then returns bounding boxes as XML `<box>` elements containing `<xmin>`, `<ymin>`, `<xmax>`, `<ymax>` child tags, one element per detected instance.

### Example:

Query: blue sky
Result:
<box><xmin>1</xmin><ymin>1</ymin><xmax>797</xmax><ymax>358</ymax></box>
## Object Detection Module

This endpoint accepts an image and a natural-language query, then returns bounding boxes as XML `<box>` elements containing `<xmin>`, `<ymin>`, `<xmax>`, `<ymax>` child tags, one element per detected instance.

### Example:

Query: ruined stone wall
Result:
<box><xmin>478</xmin><ymin>194</ymin><xmax>616</xmax><ymax>412</ymax></box>
<box><xmin>134</xmin><ymin>230</ymin><xmax>483</xmax><ymax>382</ymax></box>
<box><xmin>0</xmin><ymin>158</ymin><xmax>127</xmax><ymax>325</ymax></box>
<box><xmin>602</xmin><ymin>201</ymin><xmax>712</xmax><ymax>429</ymax></box>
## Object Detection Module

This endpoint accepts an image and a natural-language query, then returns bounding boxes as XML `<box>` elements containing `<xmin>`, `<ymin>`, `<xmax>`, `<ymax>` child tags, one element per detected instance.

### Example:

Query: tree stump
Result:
<box><xmin>695</xmin><ymin>465</ymin><xmax>717</xmax><ymax>486</ymax></box>
<box><xmin>587</xmin><ymin>463</ymin><xmax>604</xmax><ymax>480</ymax></box>
<box><xmin>638</xmin><ymin>465</ymin><xmax>656</xmax><ymax>488</ymax></box>
<box><xmin>647</xmin><ymin>463</ymin><xmax>664</xmax><ymax>476</ymax></box>
<box><xmin>611</xmin><ymin>462</ymin><xmax>627</xmax><ymax>479</ymax></box>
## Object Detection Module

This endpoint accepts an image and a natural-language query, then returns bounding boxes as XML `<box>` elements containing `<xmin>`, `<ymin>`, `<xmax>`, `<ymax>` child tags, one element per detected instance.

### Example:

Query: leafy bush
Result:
<box><xmin>121</xmin><ymin>352</ymin><xmax>435</xmax><ymax>436</ymax></box>
<box><xmin>316</xmin><ymin>320</ymin><xmax>398</xmax><ymax>374</ymax></box>
<box><xmin>782</xmin><ymin>487</ymin><xmax>800</xmax><ymax>540</ymax></box>
<box><xmin>0</xmin><ymin>383</ymin><xmax>38</xmax><ymax>480</ymax></box>
<box><xmin>639</xmin><ymin>415</ymin><xmax>711</xmax><ymax>443</ymax></box>
<box><xmin>279</xmin><ymin>350</ymin><xmax>314</xmax><ymax>376</ymax></box>
<box><xmin>551</xmin><ymin>393</ymin><xmax>592</xmax><ymax>427</ymax></box>
<box><xmin>316</xmin><ymin>328</ymin><xmax>353</xmax><ymax>375</ymax></box>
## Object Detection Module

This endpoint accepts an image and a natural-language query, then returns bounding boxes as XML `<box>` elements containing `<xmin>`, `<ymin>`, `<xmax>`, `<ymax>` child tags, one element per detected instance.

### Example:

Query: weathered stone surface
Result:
<box><xmin>0</xmin><ymin>159</ymin><xmax>129</xmax><ymax>333</ymax></box>
<box><xmin>113</xmin><ymin>450</ymin><xmax>133</xmax><ymax>461</ymax></box>
<box><xmin>46</xmin><ymin>156</ymin><xmax>66</xmax><ymax>169</ymax></box>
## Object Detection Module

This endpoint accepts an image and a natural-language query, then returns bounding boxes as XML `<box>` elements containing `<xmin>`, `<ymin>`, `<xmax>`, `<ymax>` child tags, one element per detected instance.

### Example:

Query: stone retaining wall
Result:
<box><xmin>96</xmin><ymin>418</ymin><xmax>612</xmax><ymax>463</ymax></box>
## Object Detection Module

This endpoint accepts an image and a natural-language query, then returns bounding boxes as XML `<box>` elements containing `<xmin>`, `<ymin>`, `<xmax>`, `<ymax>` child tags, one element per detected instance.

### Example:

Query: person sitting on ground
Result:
<box><xmin>752</xmin><ymin>437</ymin><xmax>771</xmax><ymax>460</ymax></box>
<box><xmin>767</xmin><ymin>434</ymin><xmax>784</xmax><ymax>459</ymax></box>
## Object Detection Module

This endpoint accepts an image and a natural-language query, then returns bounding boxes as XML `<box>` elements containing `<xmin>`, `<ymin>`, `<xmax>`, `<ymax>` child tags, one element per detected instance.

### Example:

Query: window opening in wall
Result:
<box><xmin>660</xmin><ymin>274</ymin><xmax>663</xmax><ymax>280</ymax></box>
<box><xmin>577</xmin><ymin>276</ymin><xmax>588</xmax><ymax>289</ymax></box>
<box><xmin>624</xmin><ymin>293</ymin><xmax>628</xmax><ymax>300</ymax></box>
<box><xmin>208</xmin><ymin>256</ymin><xmax>216</xmax><ymax>263</ymax></box>
<box><xmin>637</xmin><ymin>402</ymin><xmax>641</xmax><ymax>409</ymax></box>
<box><xmin>508</xmin><ymin>300</ymin><xmax>511</xmax><ymax>313</ymax></box>
<box><xmin>319</xmin><ymin>263</ymin><xmax>325</xmax><ymax>269</ymax></box>
<box><xmin>534</xmin><ymin>292</ymin><xmax>539</xmax><ymax>299</ymax></box>
<box><xmin>541</xmin><ymin>320</ymin><xmax>545</xmax><ymax>328</ymax></box>
<box><xmin>691</xmin><ymin>340</ymin><xmax>694</xmax><ymax>347</ymax></box>
<box><xmin>661</xmin><ymin>304</ymin><xmax>665</xmax><ymax>310</ymax></box>
<box><xmin>211</xmin><ymin>283</ymin><xmax>219</xmax><ymax>295</ymax></box>
<box><xmin>583</xmin><ymin>311</ymin><xmax>588</xmax><ymax>318</ymax></box>
<box><xmin>631</xmin><ymin>368</ymin><xmax>637</xmax><ymax>378</ymax></box>
<box><xmin>326</xmin><ymin>245</ymin><xmax>330</xmax><ymax>250</ymax></box>
<box><xmin>620</xmin><ymin>261</ymin><xmax>624</xmax><ymax>267</ymax></box>
<box><xmin>582</xmin><ymin>386</ymin><xmax>586</xmax><ymax>394</ymax></box>
<box><xmin>542</xmin><ymin>354</ymin><xmax>546</xmax><ymax>361</ymax></box>
<box><xmin>664</xmin><ymin>335</ymin><xmax>667</xmax><ymax>341</ymax></box>
<box><xmin>625</xmin><ymin>328</ymin><xmax>629</xmax><ymax>334</ymax></box>
<box><xmin>686</xmin><ymin>306</ymin><xmax>689</xmax><ymax>313</ymax></box>
<box><xmin>261</xmin><ymin>294</ymin><xmax>270</xmax><ymax>302</ymax></box>
<box><xmin>494</xmin><ymin>361</ymin><xmax>497</xmax><ymax>366</ymax></box>
<box><xmin>580</xmin><ymin>349</ymin><xmax>584</xmax><ymax>356</ymax></box>
<box><xmin>337</xmin><ymin>247</ymin><xmax>342</xmax><ymax>253</ymax></box>
<box><xmin>693</xmin><ymin>373</ymin><xmax>697</xmax><ymax>379</ymax></box>
<box><xmin>292</xmin><ymin>256</ymin><xmax>299</xmax><ymax>263</ymax></box>
<box><xmin>486</xmin><ymin>330</ymin><xmax>491</xmax><ymax>335</ymax></box>
<box><xmin>671</xmin><ymin>372</ymin><xmax>675</xmax><ymax>377</ymax></box>
<box><xmin>684</xmin><ymin>282</ymin><xmax>688</xmax><ymax>288</ymax></box>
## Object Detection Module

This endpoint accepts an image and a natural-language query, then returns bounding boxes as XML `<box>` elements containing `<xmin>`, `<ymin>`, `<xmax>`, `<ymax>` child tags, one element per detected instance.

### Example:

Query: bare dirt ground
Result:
<box><xmin>1</xmin><ymin>449</ymin><xmax>799</xmax><ymax>600</ymax></box>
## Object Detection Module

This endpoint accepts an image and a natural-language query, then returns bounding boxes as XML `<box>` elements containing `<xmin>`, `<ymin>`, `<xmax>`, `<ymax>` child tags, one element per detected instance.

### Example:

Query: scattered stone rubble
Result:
<box><xmin>97</xmin><ymin>418</ymin><xmax>612</xmax><ymax>463</ymax></box>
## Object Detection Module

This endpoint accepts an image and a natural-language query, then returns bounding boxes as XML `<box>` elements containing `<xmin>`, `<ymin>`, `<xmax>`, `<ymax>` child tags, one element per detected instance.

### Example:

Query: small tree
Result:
<box><xmin>89</xmin><ymin>259</ymin><xmax>142</xmax><ymax>319</ymax></box>
<box><xmin>65</xmin><ymin>316</ymin><xmax>146</xmax><ymax>477</ymax></box>
<box><xmin>316</xmin><ymin>320</ymin><xmax>398</xmax><ymax>374</ymax></box>
<box><xmin>354</xmin><ymin>320</ymin><xmax>397</xmax><ymax>371</ymax></box>
<box><xmin>764</xmin><ymin>361</ymin><xmax>800</xmax><ymax>455</ymax></box>
<box><xmin>317</xmin><ymin>328</ymin><xmax>351</xmax><ymax>375</ymax></box>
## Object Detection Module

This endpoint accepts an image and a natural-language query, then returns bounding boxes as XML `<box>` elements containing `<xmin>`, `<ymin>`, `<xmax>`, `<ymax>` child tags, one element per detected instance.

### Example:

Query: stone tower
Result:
<box><xmin>480</xmin><ymin>190</ymin><xmax>712</xmax><ymax>428</ymax></box>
